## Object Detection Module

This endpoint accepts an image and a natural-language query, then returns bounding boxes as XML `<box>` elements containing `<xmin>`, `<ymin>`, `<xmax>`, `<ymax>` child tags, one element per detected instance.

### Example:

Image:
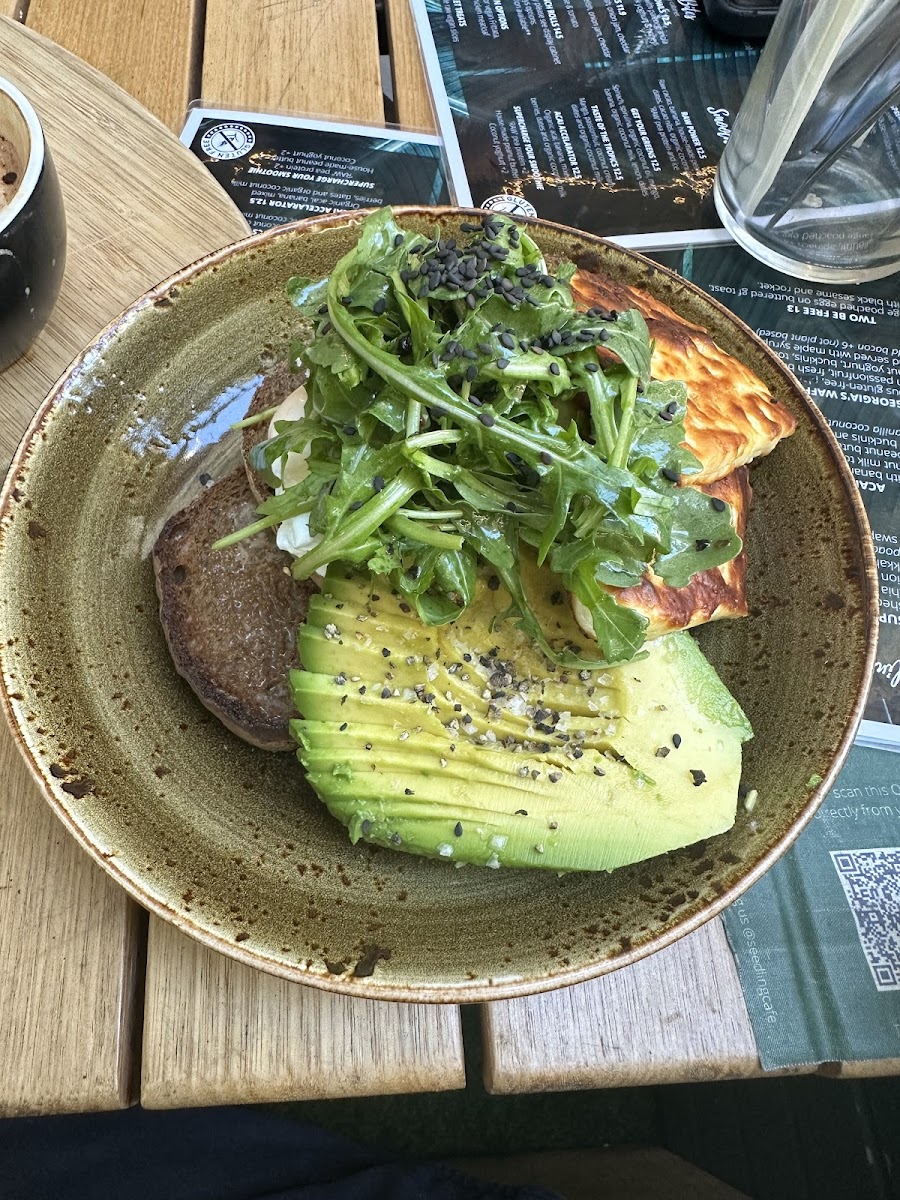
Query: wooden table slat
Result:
<box><xmin>482</xmin><ymin>918</ymin><xmax>763</xmax><ymax>1093</ymax></box>
<box><xmin>0</xmin><ymin>745</ymin><xmax>144</xmax><ymax>1114</ymax></box>
<box><xmin>384</xmin><ymin>0</ymin><xmax>437</xmax><ymax>134</ymax></box>
<box><xmin>202</xmin><ymin>0</ymin><xmax>384</xmax><ymax>126</ymax></box>
<box><xmin>25</xmin><ymin>0</ymin><xmax>198</xmax><ymax>131</ymax></box>
<box><xmin>141</xmin><ymin>920</ymin><xmax>466</xmax><ymax>1107</ymax></box>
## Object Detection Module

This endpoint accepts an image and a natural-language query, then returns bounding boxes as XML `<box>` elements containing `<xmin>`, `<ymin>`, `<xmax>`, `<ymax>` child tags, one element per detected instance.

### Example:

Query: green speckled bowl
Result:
<box><xmin>0</xmin><ymin>208</ymin><xmax>877</xmax><ymax>1002</ymax></box>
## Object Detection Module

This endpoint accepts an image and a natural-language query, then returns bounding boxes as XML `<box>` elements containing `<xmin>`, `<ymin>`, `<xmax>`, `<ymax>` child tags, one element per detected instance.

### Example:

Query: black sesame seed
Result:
<box><xmin>479</xmin><ymin>411</ymin><xmax>496</xmax><ymax>427</ymax></box>
<box><xmin>711</xmin><ymin>497</ymin><xmax>727</xmax><ymax>512</ymax></box>
<box><xmin>466</xmin><ymin>293</ymin><xmax>476</xmax><ymax>308</ymax></box>
<box><xmin>598</xmin><ymin>328</ymin><xmax>610</xmax><ymax>342</ymax></box>
<box><xmin>381</xmin><ymin>647</ymin><xmax>391</xmax><ymax>658</ymax></box>
<box><xmin>661</xmin><ymin>468</ymin><xmax>680</xmax><ymax>483</ymax></box>
<box><xmin>666</xmin><ymin>401</ymin><xmax>678</xmax><ymax>415</ymax></box>
<box><xmin>496</xmin><ymin>357</ymin><xmax>509</xmax><ymax>370</ymax></box>
<box><xmin>658</xmin><ymin>410</ymin><xmax>673</xmax><ymax>423</ymax></box>
<box><xmin>550</xmin><ymin>330</ymin><xmax>562</xmax><ymax>346</ymax></box>
<box><xmin>488</xmin><ymin>574</ymin><xmax>500</xmax><ymax>590</ymax></box>
<box><xmin>515</xmin><ymin>809</ymin><xmax>528</xmax><ymax>816</ymax></box>
<box><xmin>343</xmin><ymin>423</ymin><xmax>358</xmax><ymax>436</ymax></box>
<box><xmin>672</xmin><ymin>733</ymin><xmax>682</xmax><ymax>748</ymax></box>
<box><xmin>549</xmin><ymin>362</ymin><xmax>561</xmax><ymax>377</ymax></box>
<box><xmin>506</xmin><ymin>502</ymin><xmax>518</xmax><ymax>512</ymax></box>
<box><xmin>359</xmin><ymin>686</ymin><xmax>367</xmax><ymax>695</ymax></box>
<box><xmin>695</xmin><ymin>539</ymin><xmax>710</xmax><ymax>551</ymax></box>
<box><xmin>477</xmin><ymin>341</ymin><xmax>492</xmax><ymax>354</ymax></box>
<box><xmin>540</xmin><ymin>450</ymin><xmax>553</xmax><ymax>465</ymax></box>
<box><xmin>584</xmin><ymin>361</ymin><xmax>599</xmax><ymax>373</ymax></box>
<box><xmin>373</xmin><ymin>297</ymin><xmax>386</xmax><ymax>315</ymax></box>
<box><xmin>349</xmin><ymin>500</ymin><xmax>363</xmax><ymax>511</ymax></box>
<box><xmin>500</xmin><ymin>332</ymin><xmax>516</xmax><ymax>350</ymax></box>
<box><xmin>340</xmin><ymin>294</ymin><xmax>353</xmax><ymax>306</ymax></box>
<box><xmin>404</xmin><ymin>788</ymin><xmax>414</xmax><ymax>796</ymax></box>
<box><xmin>691</xmin><ymin>769</ymin><xmax>707</xmax><ymax>786</ymax></box>
<box><xmin>465</xmin><ymin>364</ymin><xmax>478</xmax><ymax>382</ymax></box>
<box><xmin>381</xmin><ymin>687</ymin><xmax>392</xmax><ymax>699</ymax></box>
<box><xmin>362</xmin><ymin>818</ymin><xmax>373</xmax><ymax>834</ymax></box>
<box><xmin>454</xmin><ymin>821</ymin><xmax>463</xmax><ymax>837</ymax></box>
<box><xmin>407</xmin><ymin>564</ymin><xmax>420</xmax><ymax>580</ymax></box>
<box><xmin>341</xmin><ymin>695</ymin><xmax>347</xmax><ymax>705</ymax></box>
<box><xmin>373</xmin><ymin>475</ymin><xmax>385</xmax><ymax>492</ymax></box>
<box><xmin>541</xmin><ymin>275</ymin><xmax>555</xmax><ymax>287</ymax></box>
<box><xmin>394</xmin><ymin>233</ymin><xmax>404</xmax><ymax>247</ymax></box>
<box><xmin>339</xmin><ymin>722</ymin><xmax>348</xmax><ymax>731</ymax></box>
<box><xmin>399</xmin><ymin>602</ymin><xmax>411</xmax><ymax>613</ymax></box>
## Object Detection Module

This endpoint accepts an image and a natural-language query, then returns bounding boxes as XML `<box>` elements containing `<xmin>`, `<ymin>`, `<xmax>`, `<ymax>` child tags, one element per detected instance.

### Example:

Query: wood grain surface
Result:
<box><xmin>25</xmin><ymin>0</ymin><xmax>198</xmax><ymax>131</ymax></box>
<box><xmin>483</xmin><ymin>919</ymin><xmax>761</xmax><ymax>1092</ymax></box>
<box><xmin>385</xmin><ymin>0</ymin><xmax>437</xmax><ymax>133</ymax></box>
<box><xmin>202</xmin><ymin>0</ymin><xmax>384</xmax><ymax>125</ymax></box>
<box><xmin>142</xmin><ymin>923</ymin><xmax>466</xmax><ymax>1107</ymax></box>
<box><xmin>0</xmin><ymin>15</ymin><xmax>247</xmax><ymax>1115</ymax></box>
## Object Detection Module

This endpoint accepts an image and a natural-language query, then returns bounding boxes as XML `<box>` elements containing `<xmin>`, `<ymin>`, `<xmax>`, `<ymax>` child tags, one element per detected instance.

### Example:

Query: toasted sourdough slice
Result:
<box><xmin>571</xmin><ymin>468</ymin><xmax>751</xmax><ymax>642</ymax></box>
<box><xmin>241</xmin><ymin>360</ymin><xmax>305</xmax><ymax>503</ymax></box>
<box><xmin>153</xmin><ymin>468</ymin><xmax>319</xmax><ymax>751</ymax></box>
<box><xmin>570</xmin><ymin>269</ymin><xmax>796</xmax><ymax>485</ymax></box>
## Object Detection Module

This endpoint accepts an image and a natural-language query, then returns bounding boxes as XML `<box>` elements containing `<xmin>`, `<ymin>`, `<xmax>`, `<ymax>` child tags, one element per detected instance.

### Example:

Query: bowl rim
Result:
<box><xmin>0</xmin><ymin>205</ymin><xmax>879</xmax><ymax>1002</ymax></box>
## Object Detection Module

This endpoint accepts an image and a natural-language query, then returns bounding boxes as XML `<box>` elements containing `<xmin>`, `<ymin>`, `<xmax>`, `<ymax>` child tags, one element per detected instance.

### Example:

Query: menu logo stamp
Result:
<box><xmin>201</xmin><ymin>122</ymin><xmax>256</xmax><ymax>160</ymax></box>
<box><xmin>481</xmin><ymin>194</ymin><xmax>538</xmax><ymax>219</ymax></box>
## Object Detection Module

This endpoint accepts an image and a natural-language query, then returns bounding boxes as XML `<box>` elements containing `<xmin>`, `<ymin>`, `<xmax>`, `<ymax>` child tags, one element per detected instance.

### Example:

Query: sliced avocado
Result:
<box><xmin>290</xmin><ymin>557</ymin><xmax>752</xmax><ymax>872</ymax></box>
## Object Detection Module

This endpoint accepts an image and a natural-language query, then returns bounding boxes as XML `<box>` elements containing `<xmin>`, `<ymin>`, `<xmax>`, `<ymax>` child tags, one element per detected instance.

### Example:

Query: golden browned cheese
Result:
<box><xmin>570</xmin><ymin>270</ymin><xmax>796</xmax><ymax>485</ymax></box>
<box><xmin>570</xmin><ymin>469</ymin><xmax>751</xmax><ymax>641</ymax></box>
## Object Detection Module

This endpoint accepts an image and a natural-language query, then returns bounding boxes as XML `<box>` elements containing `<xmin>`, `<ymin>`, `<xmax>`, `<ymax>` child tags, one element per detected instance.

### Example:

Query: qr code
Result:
<box><xmin>830</xmin><ymin>848</ymin><xmax>900</xmax><ymax>991</ymax></box>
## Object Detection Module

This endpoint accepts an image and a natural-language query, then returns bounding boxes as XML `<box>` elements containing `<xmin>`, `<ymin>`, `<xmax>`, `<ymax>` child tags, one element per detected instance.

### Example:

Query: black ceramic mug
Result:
<box><xmin>0</xmin><ymin>77</ymin><xmax>66</xmax><ymax>371</ymax></box>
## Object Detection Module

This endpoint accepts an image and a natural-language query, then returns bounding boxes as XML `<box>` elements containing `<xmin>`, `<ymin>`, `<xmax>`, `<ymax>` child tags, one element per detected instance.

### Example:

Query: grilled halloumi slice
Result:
<box><xmin>571</xmin><ymin>469</ymin><xmax>751</xmax><ymax>643</ymax></box>
<box><xmin>570</xmin><ymin>270</ymin><xmax>796</xmax><ymax>485</ymax></box>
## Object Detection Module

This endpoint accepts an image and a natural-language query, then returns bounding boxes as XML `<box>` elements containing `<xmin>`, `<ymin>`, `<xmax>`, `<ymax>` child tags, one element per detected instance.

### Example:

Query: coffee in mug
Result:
<box><xmin>0</xmin><ymin>133</ymin><xmax>21</xmax><ymax>208</ymax></box>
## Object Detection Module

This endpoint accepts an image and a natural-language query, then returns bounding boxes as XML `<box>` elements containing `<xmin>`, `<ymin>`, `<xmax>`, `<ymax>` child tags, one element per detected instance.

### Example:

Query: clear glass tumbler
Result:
<box><xmin>714</xmin><ymin>0</ymin><xmax>900</xmax><ymax>283</ymax></box>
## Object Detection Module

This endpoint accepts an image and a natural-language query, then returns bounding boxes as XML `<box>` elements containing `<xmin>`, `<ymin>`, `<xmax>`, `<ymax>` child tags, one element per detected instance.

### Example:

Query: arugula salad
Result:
<box><xmin>226</xmin><ymin>208</ymin><xmax>741</xmax><ymax>668</ymax></box>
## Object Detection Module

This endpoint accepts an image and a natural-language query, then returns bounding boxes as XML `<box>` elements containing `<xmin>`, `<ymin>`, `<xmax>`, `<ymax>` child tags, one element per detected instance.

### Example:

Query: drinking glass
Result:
<box><xmin>714</xmin><ymin>0</ymin><xmax>900</xmax><ymax>283</ymax></box>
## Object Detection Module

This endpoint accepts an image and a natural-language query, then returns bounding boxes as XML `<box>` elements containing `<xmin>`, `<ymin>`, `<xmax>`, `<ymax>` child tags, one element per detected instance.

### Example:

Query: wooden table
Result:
<box><xmin>1</xmin><ymin>1</ymin><xmax>895</xmax><ymax>1115</ymax></box>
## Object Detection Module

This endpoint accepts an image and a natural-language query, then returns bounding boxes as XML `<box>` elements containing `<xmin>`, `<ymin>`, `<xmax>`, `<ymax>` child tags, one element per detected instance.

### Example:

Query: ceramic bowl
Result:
<box><xmin>0</xmin><ymin>208</ymin><xmax>877</xmax><ymax>1001</ymax></box>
